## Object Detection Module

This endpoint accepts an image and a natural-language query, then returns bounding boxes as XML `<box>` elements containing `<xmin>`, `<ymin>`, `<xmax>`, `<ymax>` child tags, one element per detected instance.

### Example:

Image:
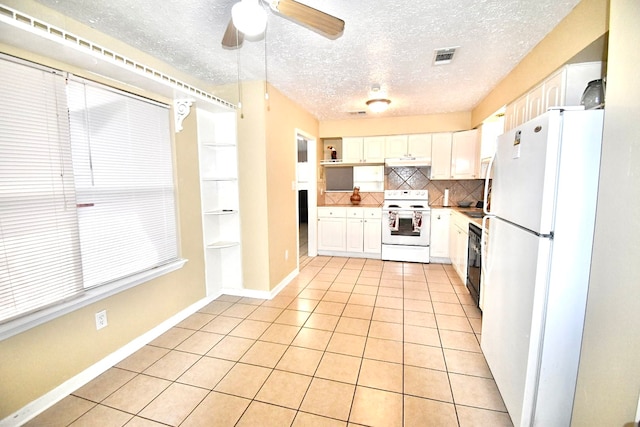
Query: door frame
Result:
<box><xmin>295</xmin><ymin>129</ymin><xmax>317</xmax><ymax>263</ymax></box>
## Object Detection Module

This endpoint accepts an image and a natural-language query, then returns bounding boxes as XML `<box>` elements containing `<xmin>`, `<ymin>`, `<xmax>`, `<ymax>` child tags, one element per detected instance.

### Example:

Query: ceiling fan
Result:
<box><xmin>221</xmin><ymin>0</ymin><xmax>345</xmax><ymax>49</ymax></box>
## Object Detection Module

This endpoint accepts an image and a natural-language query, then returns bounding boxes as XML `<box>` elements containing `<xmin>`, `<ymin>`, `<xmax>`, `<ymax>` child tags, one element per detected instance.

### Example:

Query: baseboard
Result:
<box><xmin>0</xmin><ymin>295</ymin><xmax>218</xmax><ymax>427</ymax></box>
<box><xmin>221</xmin><ymin>268</ymin><xmax>299</xmax><ymax>300</ymax></box>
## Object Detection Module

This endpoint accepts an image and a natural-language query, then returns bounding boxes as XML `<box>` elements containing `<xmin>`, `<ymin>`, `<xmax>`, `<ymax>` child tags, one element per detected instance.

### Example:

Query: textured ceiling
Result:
<box><xmin>33</xmin><ymin>0</ymin><xmax>581</xmax><ymax>120</ymax></box>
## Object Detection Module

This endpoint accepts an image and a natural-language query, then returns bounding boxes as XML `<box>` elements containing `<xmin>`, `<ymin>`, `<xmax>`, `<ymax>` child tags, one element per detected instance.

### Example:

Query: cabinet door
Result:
<box><xmin>346</xmin><ymin>218</ymin><xmax>364</xmax><ymax>252</ymax></box>
<box><xmin>544</xmin><ymin>68</ymin><xmax>565</xmax><ymax>110</ymax></box>
<box><xmin>318</xmin><ymin>217</ymin><xmax>346</xmax><ymax>251</ymax></box>
<box><xmin>407</xmin><ymin>134</ymin><xmax>432</xmax><ymax>159</ymax></box>
<box><xmin>527</xmin><ymin>84</ymin><xmax>544</xmax><ymax>121</ymax></box>
<box><xmin>363</xmin><ymin>218</ymin><xmax>381</xmax><ymax>254</ymax></box>
<box><xmin>342</xmin><ymin>137</ymin><xmax>363</xmax><ymax>163</ymax></box>
<box><xmin>384</xmin><ymin>135</ymin><xmax>408</xmax><ymax>158</ymax></box>
<box><xmin>363</xmin><ymin>136</ymin><xmax>385</xmax><ymax>163</ymax></box>
<box><xmin>430</xmin><ymin>208</ymin><xmax>450</xmax><ymax>258</ymax></box>
<box><xmin>451</xmin><ymin>129</ymin><xmax>480</xmax><ymax>179</ymax></box>
<box><xmin>430</xmin><ymin>132</ymin><xmax>452</xmax><ymax>180</ymax></box>
<box><xmin>513</xmin><ymin>94</ymin><xmax>528</xmax><ymax>128</ymax></box>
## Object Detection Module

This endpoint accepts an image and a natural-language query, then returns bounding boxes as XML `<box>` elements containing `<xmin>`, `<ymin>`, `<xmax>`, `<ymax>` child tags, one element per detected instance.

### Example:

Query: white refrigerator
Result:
<box><xmin>482</xmin><ymin>109</ymin><xmax>604</xmax><ymax>426</ymax></box>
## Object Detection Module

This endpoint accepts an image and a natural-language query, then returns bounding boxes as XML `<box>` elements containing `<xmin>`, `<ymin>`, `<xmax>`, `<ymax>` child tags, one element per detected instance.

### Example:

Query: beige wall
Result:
<box><xmin>471</xmin><ymin>0</ymin><xmax>610</xmax><ymax>126</ymax></box>
<box><xmin>319</xmin><ymin>112</ymin><xmax>472</xmax><ymax>137</ymax></box>
<box><xmin>265</xmin><ymin>85</ymin><xmax>319</xmax><ymax>285</ymax></box>
<box><xmin>0</xmin><ymin>1</ymin><xmax>211</xmax><ymax>417</ymax></box>
<box><xmin>573</xmin><ymin>0</ymin><xmax>640</xmax><ymax>424</ymax></box>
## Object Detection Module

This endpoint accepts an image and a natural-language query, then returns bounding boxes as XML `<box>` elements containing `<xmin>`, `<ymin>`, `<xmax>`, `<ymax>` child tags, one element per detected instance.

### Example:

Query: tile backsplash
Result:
<box><xmin>320</xmin><ymin>166</ymin><xmax>486</xmax><ymax>207</ymax></box>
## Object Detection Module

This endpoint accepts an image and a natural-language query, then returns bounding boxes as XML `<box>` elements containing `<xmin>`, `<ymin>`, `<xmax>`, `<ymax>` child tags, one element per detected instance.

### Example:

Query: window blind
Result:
<box><xmin>66</xmin><ymin>78</ymin><xmax>178</xmax><ymax>288</ymax></box>
<box><xmin>0</xmin><ymin>59</ymin><xmax>83</xmax><ymax>322</ymax></box>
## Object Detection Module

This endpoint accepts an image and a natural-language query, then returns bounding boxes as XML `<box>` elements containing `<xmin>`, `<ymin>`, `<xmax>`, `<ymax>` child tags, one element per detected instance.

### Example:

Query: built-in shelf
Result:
<box><xmin>207</xmin><ymin>241</ymin><xmax>240</xmax><ymax>249</ymax></box>
<box><xmin>204</xmin><ymin>209</ymin><xmax>238</xmax><ymax>215</ymax></box>
<box><xmin>202</xmin><ymin>143</ymin><xmax>236</xmax><ymax>148</ymax></box>
<box><xmin>202</xmin><ymin>177</ymin><xmax>238</xmax><ymax>182</ymax></box>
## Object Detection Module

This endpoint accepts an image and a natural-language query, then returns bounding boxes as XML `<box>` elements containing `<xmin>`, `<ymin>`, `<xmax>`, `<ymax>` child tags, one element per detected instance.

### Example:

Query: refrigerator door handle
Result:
<box><xmin>483</xmin><ymin>152</ymin><xmax>495</xmax><ymax>216</ymax></box>
<box><xmin>481</xmin><ymin>215</ymin><xmax>492</xmax><ymax>280</ymax></box>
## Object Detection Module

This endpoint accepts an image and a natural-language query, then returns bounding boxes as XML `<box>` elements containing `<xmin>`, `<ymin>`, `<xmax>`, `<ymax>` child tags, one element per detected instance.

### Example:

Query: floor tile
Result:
<box><xmin>334</xmin><ymin>317</ymin><xmax>370</xmax><ymax>336</ymax></box>
<box><xmin>177</xmin><ymin>356</ymin><xmax>234</xmax><ymax>389</ymax></box>
<box><xmin>68</xmin><ymin>404</ymin><xmax>132</xmax><ymax>427</ymax></box>
<box><xmin>291</xmin><ymin>327</ymin><xmax>332</xmax><ymax>350</ymax></box>
<box><xmin>404</xmin><ymin>342</ymin><xmax>446</xmax><ymax>370</ymax></box>
<box><xmin>430</xmin><ymin>291</ymin><xmax>461</xmax><ymax>303</ymax></box>
<box><xmin>275</xmin><ymin>309</ymin><xmax>311</xmax><ymax>326</ymax></box>
<box><xmin>228</xmin><ymin>319</ymin><xmax>271</xmax><ymax>339</ymax></box>
<box><xmin>255</xmin><ymin>370</ymin><xmax>312</xmax><ymax>409</ymax></box>
<box><xmin>456</xmin><ymin>405</ymin><xmax>514</xmax><ymax>427</ymax></box>
<box><xmin>404</xmin><ymin>310</ymin><xmax>437</xmax><ymax>328</ymax></box>
<box><xmin>24</xmin><ymin>395</ymin><xmax>95</xmax><ymax>427</ymax></box>
<box><xmin>288</xmin><ymin>297</ymin><xmax>320</xmax><ymax>312</ymax></box>
<box><xmin>115</xmin><ymin>345</ymin><xmax>169</xmax><ymax>373</ymax></box>
<box><xmin>364</xmin><ymin>337</ymin><xmax>403</xmax><ymax>364</ymax></box>
<box><xmin>439</xmin><ymin>330</ymin><xmax>482</xmax><ymax>352</ymax></box>
<box><xmin>432</xmin><ymin>301</ymin><xmax>466</xmax><ymax>316</ymax></box>
<box><xmin>305</xmin><ymin>312</ymin><xmax>340</xmax><ymax>331</ymax></box>
<box><xmin>198</xmin><ymin>300</ymin><xmax>233</xmax><ymax>315</ymax></box>
<box><xmin>443</xmin><ymin>348</ymin><xmax>493</xmax><ymax>378</ymax></box>
<box><xmin>372</xmin><ymin>307</ymin><xmax>403</xmax><ymax>323</ymax></box>
<box><xmin>176</xmin><ymin>312</ymin><xmax>216</xmax><ymax>330</ymax></box>
<box><xmin>353</xmin><ymin>284</ymin><xmax>378</xmax><ymax>295</ymax></box>
<box><xmin>342</xmin><ymin>303</ymin><xmax>374</xmax><ymax>319</ymax></box>
<box><xmin>404</xmin><ymin>365</ymin><xmax>453</xmax><ymax>402</ymax></box>
<box><xmin>123</xmin><ymin>416</ymin><xmax>167</xmax><ymax>426</ymax></box>
<box><xmin>213</xmin><ymin>363</ymin><xmax>272</xmax><ymax>399</ymax></box>
<box><xmin>276</xmin><ymin>346</ymin><xmax>324</xmax><ymax>376</ymax></box>
<box><xmin>221</xmin><ymin>303</ymin><xmax>258</xmax><ymax>318</ymax></box>
<box><xmin>72</xmin><ymin>368</ymin><xmax>136</xmax><ymax>403</ymax></box>
<box><xmin>142</xmin><ymin>350</ymin><xmax>200</xmax><ymax>381</ymax></box>
<box><xmin>368</xmin><ymin>320</ymin><xmax>403</xmax><ymax>341</ymax></box>
<box><xmin>315</xmin><ymin>301</ymin><xmax>346</xmax><ymax>315</ymax></box>
<box><xmin>449</xmin><ymin>373</ymin><xmax>507</xmax><ymax>411</ymax></box>
<box><xmin>148</xmin><ymin>327</ymin><xmax>194</xmax><ymax>349</ymax></box>
<box><xmin>404</xmin><ymin>324</ymin><xmax>441</xmax><ymax>347</ymax></box>
<box><xmin>404</xmin><ymin>395</ymin><xmax>458</xmax><ymax>427</ymax></box>
<box><xmin>349</xmin><ymin>386</ymin><xmax>402</xmax><ymax>427</ymax></box>
<box><xmin>436</xmin><ymin>313</ymin><xmax>474</xmax><ymax>333</ymax></box>
<box><xmin>175</xmin><ymin>331</ymin><xmax>224</xmax><ymax>355</ymax></box>
<box><xmin>239</xmin><ymin>340</ymin><xmax>288</xmax><ymax>368</ymax></box>
<box><xmin>374</xmin><ymin>296</ymin><xmax>404</xmax><ymax>310</ymax></box>
<box><xmin>404</xmin><ymin>299</ymin><xmax>433</xmax><ymax>313</ymax></box>
<box><xmin>259</xmin><ymin>322</ymin><xmax>301</xmax><ymax>345</ymax></box>
<box><xmin>346</xmin><ymin>293</ymin><xmax>376</xmax><ymax>307</ymax></box>
<box><xmin>298</xmin><ymin>288</ymin><xmax>327</xmax><ymax>300</ymax></box>
<box><xmin>261</xmin><ymin>295</ymin><xmax>294</xmax><ymax>309</ymax></box>
<box><xmin>102</xmin><ymin>374</ymin><xmax>171</xmax><ymax>414</ymax></box>
<box><xmin>138</xmin><ymin>382</ymin><xmax>208</xmax><ymax>426</ymax></box>
<box><xmin>315</xmin><ymin>352</ymin><xmax>362</xmax><ymax>384</ymax></box>
<box><xmin>300</xmin><ymin>378</ymin><xmax>355</xmax><ymax>421</ymax></box>
<box><xmin>181</xmin><ymin>391</ymin><xmax>250</xmax><ymax>427</ymax></box>
<box><xmin>200</xmin><ymin>315</ymin><xmax>242</xmax><ymax>334</ymax></box>
<box><xmin>357</xmin><ymin>359</ymin><xmax>403</xmax><ymax>393</ymax></box>
<box><xmin>326</xmin><ymin>332</ymin><xmax>367</xmax><ymax>357</ymax></box>
<box><xmin>247</xmin><ymin>306</ymin><xmax>284</xmax><ymax>322</ymax></box>
<box><xmin>322</xmin><ymin>290</ymin><xmax>351</xmax><ymax>303</ymax></box>
<box><xmin>292</xmin><ymin>411</ymin><xmax>347</xmax><ymax>426</ymax></box>
<box><xmin>236</xmin><ymin>401</ymin><xmax>297</xmax><ymax>427</ymax></box>
<box><xmin>206</xmin><ymin>335</ymin><xmax>254</xmax><ymax>361</ymax></box>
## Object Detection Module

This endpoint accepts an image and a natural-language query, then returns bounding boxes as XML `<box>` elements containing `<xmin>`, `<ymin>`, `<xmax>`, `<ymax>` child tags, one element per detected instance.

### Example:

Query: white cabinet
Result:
<box><xmin>317</xmin><ymin>207</ymin><xmax>347</xmax><ymax>252</ymax></box>
<box><xmin>430</xmin><ymin>208</ymin><xmax>450</xmax><ymax>260</ymax></box>
<box><xmin>449</xmin><ymin>210</ymin><xmax>470</xmax><ymax>283</ymax></box>
<box><xmin>430</xmin><ymin>132</ymin><xmax>453</xmax><ymax>180</ymax></box>
<box><xmin>384</xmin><ymin>135</ymin><xmax>409</xmax><ymax>158</ymax></box>
<box><xmin>317</xmin><ymin>207</ymin><xmax>381</xmax><ymax>257</ymax></box>
<box><xmin>504</xmin><ymin>61</ymin><xmax>604</xmax><ymax>131</ymax></box>
<box><xmin>407</xmin><ymin>134</ymin><xmax>432</xmax><ymax>158</ymax></box>
<box><xmin>363</xmin><ymin>136</ymin><xmax>385</xmax><ymax>163</ymax></box>
<box><xmin>341</xmin><ymin>136</ymin><xmax>384</xmax><ymax>163</ymax></box>
<box><xmin>451</xmin><ymin>129</ymin><xmax>480</xmax><ymax>179</ymax></box>
<box><xmin>342</xmin><ymin>137</ymin><xmax>364</xmax><ymax>163</ymax></box>
<box><xmin>197</xmin><ymin>107</ymin><xmax>242</xmax><ymax>294</ymax></box>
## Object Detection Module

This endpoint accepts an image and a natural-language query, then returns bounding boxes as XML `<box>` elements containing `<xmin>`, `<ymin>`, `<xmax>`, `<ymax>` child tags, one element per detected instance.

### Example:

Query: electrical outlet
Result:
<box><xmin>95</xmin><ymin>310</ymin><xmax>108</xmax><ymax>330</ymax></box>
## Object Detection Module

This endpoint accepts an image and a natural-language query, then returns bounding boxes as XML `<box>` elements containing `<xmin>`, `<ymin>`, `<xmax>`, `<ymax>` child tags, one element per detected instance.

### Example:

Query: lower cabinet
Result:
<box><xmin>318</xmin><ymin>207</ymin><xmax>381</xmax><ymax>258</ymax></box>
<box><xmin>430</xmin><ymin>208</ymin><xmax>450</xmax><ymax>261</ymax></box>
<box><xmin>449</xmin><ymin>210</ymin><xmax>470</xmax><ymax>283</ymax></box>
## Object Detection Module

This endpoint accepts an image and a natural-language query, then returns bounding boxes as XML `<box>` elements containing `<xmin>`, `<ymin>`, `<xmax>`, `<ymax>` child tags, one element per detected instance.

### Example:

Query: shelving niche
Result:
<box><xmin>196</xmin><ymin>107</ymin><xmax>242</xmax><ymax>295</ymax></box>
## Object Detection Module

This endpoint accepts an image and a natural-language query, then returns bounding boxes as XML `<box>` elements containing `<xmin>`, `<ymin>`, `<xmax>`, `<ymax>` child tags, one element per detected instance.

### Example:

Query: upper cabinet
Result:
<box><xmin>341</xmin><ymin>136</ymin><xmax>384</xmax><ymax>163</ymax></box>
<box><xmin>430</xmin><ymin>133</ymin><xmax>453</xmax><ymax>180</ymax></box>
<box><xmin>504</xmin><ymin>61</ymin><xmax>604</xmax><ymax>131</ymax></box>
<box><xmin>384</xmin><ymin>134</ymin><xmax>432</xmax><ymax>159</ymax></box>
<box><xmin>451</xmin><ymin>129</ymin><xmax>480</xmax><ymax>179</ymax></box>
<box><xmin>384</xmin><ymin>135</ymin><xmax>409</xmax><ymax>158</ymax></box>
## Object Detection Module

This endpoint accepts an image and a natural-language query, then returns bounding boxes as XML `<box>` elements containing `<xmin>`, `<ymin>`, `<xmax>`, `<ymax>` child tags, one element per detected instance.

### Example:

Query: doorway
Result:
<box><xmin>295</xmin><ymin>130</ymin><xmax>317</xmax><ymax>267</ymax></box>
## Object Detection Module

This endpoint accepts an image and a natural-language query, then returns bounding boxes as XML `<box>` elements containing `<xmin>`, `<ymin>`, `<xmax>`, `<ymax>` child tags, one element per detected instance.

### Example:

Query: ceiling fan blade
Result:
<box><xmin>273</xmin><ymin>0</ymin><xmax>344</xmax><ymax>38</ymax></box>
<box><xmin>221</xmin><ymin>18</ymin><xmax>244</xmax><ymax>49</ymax></box>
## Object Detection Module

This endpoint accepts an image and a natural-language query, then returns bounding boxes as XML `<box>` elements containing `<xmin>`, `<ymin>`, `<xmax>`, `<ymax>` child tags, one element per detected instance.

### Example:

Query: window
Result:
<box><xmin>0</xmin><ymin>56</ymin><xmax>178</xmax><ymax>325</ymax></box>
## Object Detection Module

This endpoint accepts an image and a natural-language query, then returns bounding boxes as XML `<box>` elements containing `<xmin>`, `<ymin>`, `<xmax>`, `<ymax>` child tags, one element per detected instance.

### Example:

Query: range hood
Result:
<box><xmin>385</xmin><ymin>156</ymin><xmax>431</xmax><ymax>167</ymax></box>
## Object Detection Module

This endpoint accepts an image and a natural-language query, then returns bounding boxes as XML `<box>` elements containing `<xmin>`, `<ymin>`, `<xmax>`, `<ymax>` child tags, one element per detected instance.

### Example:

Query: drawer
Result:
<box><xmin>318</xmin><ymin>207</ymin><xmax>347</xmax><ymax>218</ymax></box>
<box><xmin>363</xmin><ymin>208</ymin><xmax>382</xmax><ymax>219</ymax></box>
<box><xmin>346</xmin><ymin>208</ymin><xmax>364</xmax><ymax>219</ymax></box>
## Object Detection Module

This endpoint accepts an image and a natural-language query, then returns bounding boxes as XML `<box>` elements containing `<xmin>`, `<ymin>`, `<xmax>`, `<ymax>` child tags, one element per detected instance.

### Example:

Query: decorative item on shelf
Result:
<box><xmin>327</xmin><ymin>145</ymin><xmax>337</xmax><ymax>161</ymax></box>
<box><xmin>350</xmin><ymin>187</ymin><xmax>361</xmax><ymax>205</ymax></box>
<box><xmin>580</xmin><ymin>78</ymin><xmax>605</xmax><ymax>110</ymax></box>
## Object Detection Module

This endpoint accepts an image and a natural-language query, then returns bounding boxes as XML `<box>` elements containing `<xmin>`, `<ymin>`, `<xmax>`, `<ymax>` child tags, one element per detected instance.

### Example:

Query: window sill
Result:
<box><xmin>0</xmin><ymin>259</ymin><xmax>188</xmax><ymax>342</ymax></box>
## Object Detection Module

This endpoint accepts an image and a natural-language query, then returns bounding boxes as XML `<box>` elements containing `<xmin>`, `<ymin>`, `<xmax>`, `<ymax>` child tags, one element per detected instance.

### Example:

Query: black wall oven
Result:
<box><xmin>467</xmin><ymin>222</ymin><xmax>482</xmax><ymax>309</ymax></box>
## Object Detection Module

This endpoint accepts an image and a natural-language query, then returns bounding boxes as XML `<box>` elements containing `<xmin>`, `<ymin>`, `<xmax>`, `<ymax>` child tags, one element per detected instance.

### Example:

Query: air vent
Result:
<box><xmin>348</xmin><ymin>111</ymin><xmax>367</xmax><ymax>116</ymax></box>
<box><xmin>433</xmin><ymin>47</ymin><xmax>458</xmax><ymax>65</ymax></box>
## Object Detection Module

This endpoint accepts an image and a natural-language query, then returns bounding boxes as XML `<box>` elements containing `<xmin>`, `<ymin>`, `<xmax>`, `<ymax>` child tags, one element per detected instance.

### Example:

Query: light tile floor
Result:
<box><xmin>26</xmin><ymin>257</ymin><xmax>513</xmax><ymax>426</ymax></box>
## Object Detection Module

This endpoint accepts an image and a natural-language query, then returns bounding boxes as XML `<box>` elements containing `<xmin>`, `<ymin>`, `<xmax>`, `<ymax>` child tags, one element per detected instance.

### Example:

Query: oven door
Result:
<box><xmin>382</xmin><ymin>208</ymin><xmax>431</xmax><ymax>246</ymax></box>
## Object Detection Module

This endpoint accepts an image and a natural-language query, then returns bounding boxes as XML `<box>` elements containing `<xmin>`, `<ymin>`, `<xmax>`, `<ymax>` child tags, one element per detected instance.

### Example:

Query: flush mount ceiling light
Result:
<box><xmin>366</xmin><ymin>84</ymin><xmax>391</xmax><ymax>113</ymax></box>
<box><xmin>231</xmin><ymin>0</ymin><xmax>267</xmax><ymax>37</ymax></box>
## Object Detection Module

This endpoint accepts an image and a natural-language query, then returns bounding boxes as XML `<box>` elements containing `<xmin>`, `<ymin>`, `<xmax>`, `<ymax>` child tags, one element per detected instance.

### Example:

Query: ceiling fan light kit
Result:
<box><xmin>366</xmin><ymin>98</ymin><xmax>391</xmax><ymax>113</ymax></box>
<box><xmin>231</xmin><ymin>0</ymin><xmax>267</xmax><ymax>37</ymax></box>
